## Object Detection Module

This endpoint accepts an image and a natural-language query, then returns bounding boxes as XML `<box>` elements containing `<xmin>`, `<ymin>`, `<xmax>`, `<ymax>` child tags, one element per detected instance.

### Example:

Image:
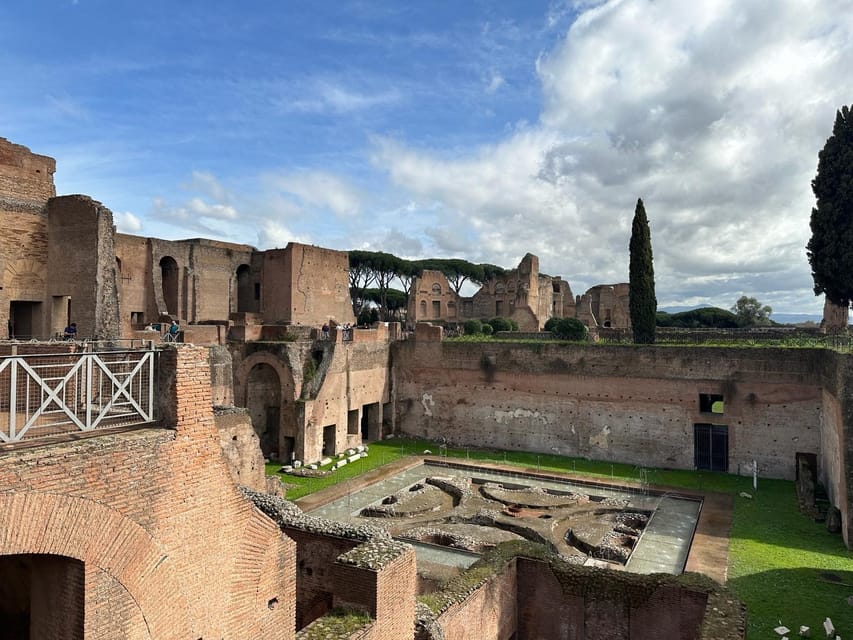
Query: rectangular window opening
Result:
<box><xmin>699</xmin><ymin>393</ymin><xmax>724</xmax><ymax>414</ymax></box>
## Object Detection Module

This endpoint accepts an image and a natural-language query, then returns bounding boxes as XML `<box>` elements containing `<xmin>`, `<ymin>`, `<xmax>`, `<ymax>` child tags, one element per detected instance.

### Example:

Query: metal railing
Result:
<box><xmin>0</xmin><ymin>345</ymin><xmax>157</xmax><ymax>444</ymax></box>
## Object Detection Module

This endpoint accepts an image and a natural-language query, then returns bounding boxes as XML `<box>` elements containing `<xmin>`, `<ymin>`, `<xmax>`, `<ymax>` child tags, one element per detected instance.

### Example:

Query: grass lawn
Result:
<box><xmin>267</xmin><ymin>438</ymin><xmax>853</xmax><ymax>639</ymax></box>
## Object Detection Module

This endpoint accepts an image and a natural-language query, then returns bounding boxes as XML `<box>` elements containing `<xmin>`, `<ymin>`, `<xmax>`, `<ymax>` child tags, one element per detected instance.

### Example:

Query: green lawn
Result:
<box><xmin>267</xmin><ymin>438</ymin><xmax>853</xmax><ymax>639</ymax></box>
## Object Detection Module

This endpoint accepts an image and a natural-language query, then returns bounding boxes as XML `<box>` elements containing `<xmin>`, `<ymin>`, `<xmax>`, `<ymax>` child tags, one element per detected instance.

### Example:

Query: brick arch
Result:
<box><xmin>0</xmin><ymin>491</ymin><xmax>194</xmax><ymax>639</ymax></box>
<box><xmin>233</xmin><ymin>350</ymin><xmax>296</xmax><ymax>407</ymax></box>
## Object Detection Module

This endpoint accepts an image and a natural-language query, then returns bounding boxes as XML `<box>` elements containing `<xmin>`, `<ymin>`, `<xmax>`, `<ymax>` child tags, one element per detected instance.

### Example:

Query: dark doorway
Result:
<box><xmin>361</xmin><ymin>402</ymin><xmax>380</xmax><ymax>441</ymax></box>
<box><xmin>282</xmin><ymin>436</ymin><xmax>295</xmax><ymax>463</ymax></box>
<box><xmin>0</xmin><ymin>554</ymin><xmax>84</xmax><ymax>640</ymax></box>
<box><xmin>246</xmin><ymin>363</ymin><xmax>281</xmax><ymax>460</ymax></box>
<box><xmin>159</xmin><ymin>256</ymin><xmax>179</xmax><ymax>316</ymax></box>
<box><xmin>322</xmin><ymin>425</ymin><xmax>336</xmax><ymax>456</ymax></box>
<box><xmin>431</xmin><ymin>300</ymin><xmax>441</xmax><ymax>319</ymax></box>
<box><xmin>694</xmin><ymin>423</ymin><xmax>728</xmax><ymax>472</ymax></box>
<box><xmin>9</xmin><ymin>301</ymin><xmax>42</xmax><ymax>339</ymax></box>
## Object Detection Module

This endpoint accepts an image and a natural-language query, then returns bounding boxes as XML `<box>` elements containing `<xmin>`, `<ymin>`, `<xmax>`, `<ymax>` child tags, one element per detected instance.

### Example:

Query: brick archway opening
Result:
<box><xmin>0</xmin><ymin>553</ymin><xmax>84</xmax><ymax>640</ymax></box>
<box><xmin>246</xmin><ymin>362</ymin><xmax>281</xmax><ymax>461</ymax></box>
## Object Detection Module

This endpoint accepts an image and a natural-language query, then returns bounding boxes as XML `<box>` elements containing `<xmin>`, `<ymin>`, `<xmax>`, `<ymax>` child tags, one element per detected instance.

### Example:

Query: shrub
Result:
<box><xmin>488</xmin><ymin>317</ymin><xmax>512</xmax><ymax>333</ymax></box>
<box><xmin>543</xmin><ymin>317</ymin><xmax>560</xmax><ymax>332</ymax></box>
<box><xmin>552</xmin><ymin>317</ymin><xmax>587</xmax><ymax>341</ymax></box>
<box><xmin>463</xmin><ymin>319</ymin><xmax>483</xmax><ymax>335</ymax></box>
<box><xmin>509</xmin><ymin>319</ymin><xmax>519</xmax><ymax>331</ymax></box>
<box><xmin>481</xmin><ymin>323</ymin><xmax>494</xmax><ymax>336</ymax></box>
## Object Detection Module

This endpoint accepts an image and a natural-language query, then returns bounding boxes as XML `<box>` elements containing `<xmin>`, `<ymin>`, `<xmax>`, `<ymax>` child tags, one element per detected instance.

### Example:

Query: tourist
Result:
<box><xmin>63</xmin><ymin>322</ymin><xmax>77</xmax><ymax>340</ymax></box>
<box><xmin>322</xmin><ymin>323</ymin><xmax>329</xmax><ymax>340</ymax></box>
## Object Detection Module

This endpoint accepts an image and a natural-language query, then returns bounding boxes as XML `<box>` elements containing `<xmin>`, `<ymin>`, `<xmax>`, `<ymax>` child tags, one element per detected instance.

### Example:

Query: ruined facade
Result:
<box><xmin>575</xmin><ymin>282</ymin><xmax>631</xmax><ymax>329</ymax></box>
<box><xmin>407</xmin><ymin>253</ymin><xmax>577</xmax><ymax>331</ymax></box>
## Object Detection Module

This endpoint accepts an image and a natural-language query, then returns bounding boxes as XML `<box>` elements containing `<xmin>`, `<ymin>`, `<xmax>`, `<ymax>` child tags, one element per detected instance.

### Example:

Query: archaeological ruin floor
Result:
<box><xmin>302</xmin><ymin>459</ymin><xmax>721</xmax><ymax>588</ymax></box>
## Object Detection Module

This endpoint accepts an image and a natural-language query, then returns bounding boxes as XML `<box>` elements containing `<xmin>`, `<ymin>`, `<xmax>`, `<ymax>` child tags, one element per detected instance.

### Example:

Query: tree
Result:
<box><xmin>807</xmin><ymin>105</ymin><xmax>853</xmax><ymax>309</ymax></box>
<box><xmin>348</xmin><ymin>250</ymin><xmax>377</xmax><ymax>316</ymax></box>
<box><xmin>629</xmin><ymin>198</ymin><xmax>657</xmax><ymax>343</ymax></box>
<box><xmin>551</xmin><ymin>317</ymin><xmax>587</xmax><ymax>341</ymax></box>
<box><xmin>731</xmin><ymin>296</ymin><xmax>772</xmax><ymax>327</ymax></box>
<box><xmin>418</xmin><ymin>258</ymin><xmax>484</xmax><ymax>295</ymax></box>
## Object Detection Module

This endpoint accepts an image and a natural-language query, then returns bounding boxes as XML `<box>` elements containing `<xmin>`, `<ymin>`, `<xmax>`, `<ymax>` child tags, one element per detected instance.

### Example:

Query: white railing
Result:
<box><xmin>0</xmin><ymin>347</ymin><xmax>156</xmax><ymax>443</ymax></box>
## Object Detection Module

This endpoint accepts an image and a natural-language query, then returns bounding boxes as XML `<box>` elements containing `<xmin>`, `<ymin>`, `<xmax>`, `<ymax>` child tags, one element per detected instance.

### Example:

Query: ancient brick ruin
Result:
<box><xmin>1</xmin><ymin>136</ymin><xmax>850</xmax><ymax>639</ymax></box>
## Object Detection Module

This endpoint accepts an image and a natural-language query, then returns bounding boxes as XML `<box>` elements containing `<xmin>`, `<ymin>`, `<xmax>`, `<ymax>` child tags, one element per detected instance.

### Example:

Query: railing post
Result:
<box><xmin>9</xmin><ymin>358</ymin><xmax>17</xmax><ymax>441</ymax></box>
<box><xmin>85</xmin><ymin>353</ymin><xmax>93</xmax><ymax>430</ymax></box>
<box><xmin>147</xmin><ymin>346</ymin><xmax>155</xmax><ymax>421</ymax></box>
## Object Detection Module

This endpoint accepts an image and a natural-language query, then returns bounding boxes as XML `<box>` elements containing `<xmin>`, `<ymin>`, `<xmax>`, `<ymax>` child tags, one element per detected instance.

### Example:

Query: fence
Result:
<box><xmin>0</xmin><ymin>345</ymin><xmax>157</xmax><ymax>444</ymax></box>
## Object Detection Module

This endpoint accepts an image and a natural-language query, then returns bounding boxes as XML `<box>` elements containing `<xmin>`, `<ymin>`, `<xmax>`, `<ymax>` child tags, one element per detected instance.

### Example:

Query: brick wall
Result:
<box><xmin>0</xmin><ymin>345</ymin><xmax>297</xmax><ymax>639</ymax></box>
<box><xmin>394</xmin><ymin>341</ymin><xmax>825</xmax><ymax>480</ymax></box>
<box><xmin>515</xmin><ymin>559</ymin><xmax>713</xmax><ymax>640</ymax></box>
<box><xmin>435</xmin><ymin>561</ymin><xmax>516</xmax><ymax>640</ymax></box>
<box><xmin>47</xmin><ymin>195</ymin><xmax>121</xmax><ymax>339</ymax></box>
<box><xmin>0</xmin><ymin>138</ymin><xmax>54</xmax><ymax>339</ymax></box>
<box><xmin>263</xmin><ymin>243</ymin><xmax>355</xmax><ymax>327</ymax></box>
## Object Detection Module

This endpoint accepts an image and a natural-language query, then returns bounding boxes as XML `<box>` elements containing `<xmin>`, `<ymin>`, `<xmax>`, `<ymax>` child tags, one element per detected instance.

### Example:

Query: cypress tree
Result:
<box><xmin>629</xmin><ymin>198</ymin><xmax>657</xmax><ymax>344</ymax></box>
<box><xmin>807</xmin><ymin>105</ymin><xmax>853</xmax><ymax>308</ymax></box>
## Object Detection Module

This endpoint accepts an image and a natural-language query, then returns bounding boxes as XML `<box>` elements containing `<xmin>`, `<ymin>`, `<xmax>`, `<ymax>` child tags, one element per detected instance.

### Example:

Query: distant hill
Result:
<box><xmin>659</xmin><ymin>307</ymin><xmax>821</xmax><ymax>326</ymax></box>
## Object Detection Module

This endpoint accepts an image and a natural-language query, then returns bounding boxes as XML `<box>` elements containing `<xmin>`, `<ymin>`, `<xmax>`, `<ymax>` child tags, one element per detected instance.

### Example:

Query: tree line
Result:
<box><xmin>348</xmin><ymin>250</ymin><xmax>506</xmax><ymax>321</ymax></box>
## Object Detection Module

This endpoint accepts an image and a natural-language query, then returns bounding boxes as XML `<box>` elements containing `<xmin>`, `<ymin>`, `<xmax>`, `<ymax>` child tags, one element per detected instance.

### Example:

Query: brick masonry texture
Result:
<box><xmin>244</xmin><ymin>489</ymin><xmax>416</xmax><ymax>638</ymax></box>
<box><xmin>0</xmin><ymin>346</ymin><xmax>296</xmax><ymax>639</ymax></box>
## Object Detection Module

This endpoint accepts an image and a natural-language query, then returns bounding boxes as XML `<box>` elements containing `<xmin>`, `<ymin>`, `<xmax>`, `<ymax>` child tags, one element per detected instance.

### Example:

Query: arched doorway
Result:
<box><xmin>159</xmin><ymin>256</ymin><xmax>179</xmax><ymax>316</ymax></box>
<box><xmin>246</xmin><ymin>363</ymin><xmax>281</xmax><ymax>461</ymax></box>
<box><xmin>0</xmin><ymin>554</ymin><xmax>84</xmax><ymax>639</ymax></box>
<box><xmin>236</xmin><ymin>264</ymin><xmax>253</xmax><ymax>313</ymax></box>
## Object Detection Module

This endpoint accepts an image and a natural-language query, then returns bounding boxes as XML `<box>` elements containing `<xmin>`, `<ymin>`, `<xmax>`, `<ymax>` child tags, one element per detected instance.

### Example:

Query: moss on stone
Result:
<box><xmin>295</xmin><ymin>607</ymin><xmax>372</xmax><ymax>640</ymax></box>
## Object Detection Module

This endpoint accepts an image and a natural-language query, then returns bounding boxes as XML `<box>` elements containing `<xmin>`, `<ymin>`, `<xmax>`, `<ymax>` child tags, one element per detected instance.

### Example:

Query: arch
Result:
<box><xmin>495</xmin><ymin>283</ymin><xmax>505</xmax><ymax>295</ymax></box>
<box><xmin>0</xmin><ymin>492</ymin><xmax>193</xmax><ymax>639</ymax></box>
<box><xmin>246</xmin><ymin>363</ymin><xmax>281</xmax><ymax>460</ymax></box>
<box><xmin>159</xmin><ymin>256</ymin><xmax>179</xmax><ymax>317</ymax></box>
<box><xmin>236</xmin><ymin>264</ymin><xmax>253</xmax><ymax>313</ymax></box>
<box><xmin>233</xmin><ymin>351</ymin><xmax>298</xmax><ymax>461</ymax></box>
<box><xmin>419</xmin><ymin>300</ymin><xmax>427</xmax><ymax>318</ymax></box>
<box><xmin>431</xmin><ymin>283</ymin><xmax>442</xmax><ymax>295</ymax></box>
<box><xmin>0</xmin><ymin>553</ymin><xmax>85</xmax><ymax>638</ymax></box>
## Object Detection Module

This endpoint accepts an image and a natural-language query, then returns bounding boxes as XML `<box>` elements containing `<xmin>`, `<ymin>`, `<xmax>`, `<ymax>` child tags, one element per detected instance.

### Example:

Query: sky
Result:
<box><xmin>2</xmin><ymin>1</ymin><xmax>851</xmax><ymax>315</ymax></box>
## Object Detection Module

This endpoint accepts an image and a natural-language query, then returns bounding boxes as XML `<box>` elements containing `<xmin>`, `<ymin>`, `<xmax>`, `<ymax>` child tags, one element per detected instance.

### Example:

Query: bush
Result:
<box><xmin>509</xmin><ymin>319</ymin><xmax>519</xmax><ymax>331</ymax></box>
<box><xmin>552</xmin><ymin>317</ymin><xmax>587</xmax><ymax>341</ymax></box>
<box><xmin>463</xmin><ymin>319</ymin><xmax>483</xmax><ymax>335</ymax></box>
<box><xmin>488</xmin><ymin>317</ymin><xmax>512</xmax><ymax>333</ymax></box>
<box><xmin>481</xmin><ymin>323</ymin><xmax>494</xmax><ymax>336</ymax></box>
<box><xmin>543</xmin><ymin>317</ymin><xmax>560</xmax><ymax>332</ymax></box>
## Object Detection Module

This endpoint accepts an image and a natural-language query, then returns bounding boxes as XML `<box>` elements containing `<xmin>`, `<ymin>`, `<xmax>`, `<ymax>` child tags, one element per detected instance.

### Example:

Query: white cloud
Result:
<box><xmin>286</xmin><ymin>78</ymin><xmax>401</xmax><ymax>114</ymax></box>
<box><xmin>186</xmin><ymin>197</ymin><xmax>238</xmax><ymax>220</ymax></box>
<box><xmin>485</xmin><ymin>72</ymin><xmax>505</xmax><ymax>94</ymax></box>
<box><xmin>257</xmin><ymin>219</ymin><xmax>309</xmax><ymax>250</ymax></box>
<box><xmin>114</xmin><ymin>210</ymin><xmax>142</xmax><ymax>233</ymax></box>
<box><xmin>370</xmin><ymin>0</ymin><xmax>853</xmax><ymax>312</ymax></box>
<box><xmin>265</xmin><ymin>170</ymin><xmax>362</xmax><ymax>217</ymax></box>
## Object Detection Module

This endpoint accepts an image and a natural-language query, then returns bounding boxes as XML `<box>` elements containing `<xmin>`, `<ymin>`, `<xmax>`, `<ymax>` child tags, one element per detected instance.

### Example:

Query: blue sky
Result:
<box><xmin>3</xmin><ymin>1</ymin><xmax>852</xmax><ymax>314</ymax></box>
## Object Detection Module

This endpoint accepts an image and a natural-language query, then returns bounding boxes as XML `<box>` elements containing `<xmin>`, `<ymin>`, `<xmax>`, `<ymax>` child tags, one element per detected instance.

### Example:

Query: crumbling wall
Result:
<box><xmin>47</xmin><ymin>195</ymin><xmax>120</xmax><ymax>339</ymax></box>
<box><xmin>0</xmin><ymin>138</ymin><xmax>55</xmax><ymax>338</ymax></box>
<box><xmin>0</xmin><ymin>346</ymin><xmax>296</xmax><ymax>639</ymax></box>
<box><xmin>246</xmin><ymin>491</ymin><xmax>416</xmax><ymax>639</ymax></box>
<box><xmin>393</xmin><ymin>341</ymin><xmax>824</xmax><ymax>481</ymax></box>
<box><xmin>263</xmin><ymin>243</ymin><xmax>354</xmax><ymax>327</ymax></box>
